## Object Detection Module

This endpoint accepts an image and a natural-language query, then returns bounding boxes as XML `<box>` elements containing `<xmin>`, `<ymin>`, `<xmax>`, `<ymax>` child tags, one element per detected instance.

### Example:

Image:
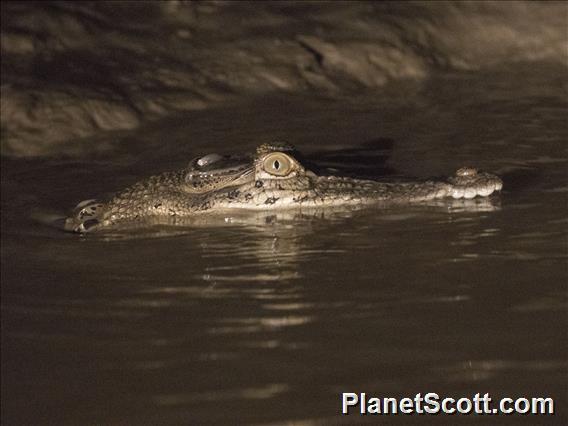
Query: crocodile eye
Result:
<box><xmin>263</xmin><ymin>153</ymin><xmax>293</xmax><ymax>176</ymax></box>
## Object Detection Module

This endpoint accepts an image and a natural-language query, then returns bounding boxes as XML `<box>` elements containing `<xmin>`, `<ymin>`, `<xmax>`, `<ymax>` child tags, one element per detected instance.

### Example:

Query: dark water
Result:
<box><xmin>2</xmin><ymin>63</ymin><xmax>567</xmax><ymax>425</ymax></box>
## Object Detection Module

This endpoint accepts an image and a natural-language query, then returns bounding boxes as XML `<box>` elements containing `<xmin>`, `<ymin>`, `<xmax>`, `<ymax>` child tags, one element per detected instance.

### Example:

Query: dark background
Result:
<box><xmin>2</xmin><ymin>1</ymin><xmax>566</xmax><ymax>157</ymax></box>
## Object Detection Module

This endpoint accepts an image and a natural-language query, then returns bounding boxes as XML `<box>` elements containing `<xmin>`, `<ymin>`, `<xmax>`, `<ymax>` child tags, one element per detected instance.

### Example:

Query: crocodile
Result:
<box><xmin>65</xmin><ymin>143</ymin><xmax>503</xmax><ymax>233</ymax></box>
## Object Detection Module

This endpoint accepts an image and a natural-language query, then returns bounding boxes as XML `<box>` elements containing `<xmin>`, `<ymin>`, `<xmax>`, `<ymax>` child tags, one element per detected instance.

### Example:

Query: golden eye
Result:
<box><xmin>262</xmin><ymin>153</ymin><xmax>292</xmax><ymax>176</ymax></box>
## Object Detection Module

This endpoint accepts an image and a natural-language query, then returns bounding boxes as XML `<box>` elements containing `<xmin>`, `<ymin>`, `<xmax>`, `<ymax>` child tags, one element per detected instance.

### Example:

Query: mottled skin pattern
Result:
<box><xmin>65</xmin><ymin>143</ymin><xmax>503</xmax><ymax>232</ymax></box>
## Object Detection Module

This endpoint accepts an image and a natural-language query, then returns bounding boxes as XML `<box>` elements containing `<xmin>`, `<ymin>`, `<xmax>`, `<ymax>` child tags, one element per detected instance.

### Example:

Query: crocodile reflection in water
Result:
<box><xmin>65</xmin><ymin>143</ymin><xmax>503</xmax><ymax>233</ymax></box>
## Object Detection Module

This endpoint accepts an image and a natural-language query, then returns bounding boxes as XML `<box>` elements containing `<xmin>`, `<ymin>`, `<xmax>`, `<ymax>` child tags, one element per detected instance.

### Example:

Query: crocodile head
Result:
<box><xmin>65</xmin><ymin>142</ymin><xmax>503</xmax><ymax>232</ymax></box>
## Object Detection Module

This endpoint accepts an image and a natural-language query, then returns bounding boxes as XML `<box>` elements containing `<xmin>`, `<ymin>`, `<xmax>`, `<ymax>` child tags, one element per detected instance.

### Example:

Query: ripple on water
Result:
<box><xmin>152</xmin><ymin>383</ymin><xmax>290</xmax><ymax>406</ymax></box>
<box><xmin>433</xmin><ymin>360</ymin><xmax>568</xmax><ymax>384</ymax></box>
<box><xmin>207</xmin><ymin>315</ymin><xmax>313</xmax><ymax>335</ymax></box>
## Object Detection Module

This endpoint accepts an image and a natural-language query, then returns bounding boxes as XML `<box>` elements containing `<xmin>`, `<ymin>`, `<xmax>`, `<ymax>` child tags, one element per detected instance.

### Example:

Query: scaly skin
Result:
<box><xmin>65</xmin><ymin>144</ymin><xmax>503</xmax><ymax>232</ymax></box>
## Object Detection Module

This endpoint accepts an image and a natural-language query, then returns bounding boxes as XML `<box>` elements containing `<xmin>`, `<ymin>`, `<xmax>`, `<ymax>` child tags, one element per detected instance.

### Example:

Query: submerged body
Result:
<box><xmin>65</xmin><ymin>143</ymin><xmax>503</xmax><ymax>232</ymax></box>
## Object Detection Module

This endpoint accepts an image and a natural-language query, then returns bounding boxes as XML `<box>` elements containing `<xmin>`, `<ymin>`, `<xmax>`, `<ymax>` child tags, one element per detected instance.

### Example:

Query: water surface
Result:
<box><xmin>2</xmin><ymin>63</ymin><xmax>567</xmax><ymax>425</ymax></box>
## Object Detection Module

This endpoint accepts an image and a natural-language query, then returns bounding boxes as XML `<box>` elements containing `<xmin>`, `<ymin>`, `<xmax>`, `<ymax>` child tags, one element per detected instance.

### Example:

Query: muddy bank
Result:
<box><xmin>1</xmin><ymin>1</ymin><xmax>566</xmax><ymax>156</ymax></box>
